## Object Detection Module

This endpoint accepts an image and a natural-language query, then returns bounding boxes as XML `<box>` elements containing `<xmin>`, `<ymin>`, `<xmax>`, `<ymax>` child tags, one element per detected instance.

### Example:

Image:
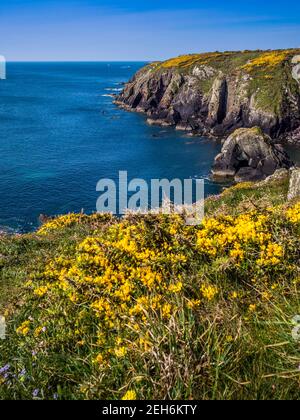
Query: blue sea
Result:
<box><xmin>0</xmin><ymin>62</ymin><xmax>226</xmax><ymax>232</ymax></box>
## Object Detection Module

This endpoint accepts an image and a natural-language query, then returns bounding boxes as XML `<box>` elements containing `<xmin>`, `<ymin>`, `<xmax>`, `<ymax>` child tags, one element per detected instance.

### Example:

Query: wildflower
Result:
<box><xmin>34</xmin><ymin>326</ymin><xmax>46</xmax><ymax>337</ymax></box>
<box><xmin>161</xmin><ymin>303</ymin><xmax>172</xmax><ymax>319</ymax></box>
<box><xmin>169</xmin><ymin>226</ymin><xmax>178</xmax><ymax>236</ymax></box>
<box><xmin>286</xmin><ymin>203</ymin><xmax>300</xmax><ymax>224</ymax></box>
<box><xmin>168</xmin><ymin>282</ymin><xmax>183</xmax><ymax>293</ymax></box>
<box><xmin>230</xmin><ymin>291</ymin><xmax>238</xmax><ymax>300</ymax></box>
<box><xmin>241</xmin><ymin>51</ymin><xmax>289</xmax><ymax>71</ymax></box>
<box><xmin>261</xmin><ymin>291</ymin><xmax>271</xmax><ymax>301</ymax></box>
<box><xmin>33</xmin><ymin>286</ymin><xmax>48</xmax><ymax>297</ymax></box>
<box><xmin>230</xmin><ymin>245</ymin><xmax>244</xmax><ymax>261</ymax></box>
<box><xmin>38</xmin><ymin>213</ymin><xmax>86</xmax><ymax>235</ymax></box>
<box><xmin>138</xmin><ymin>336</ymin><xmax>152</xmax><ymax>352</ymax></box>
<box><xmin>0</xmin><ymin>364</ymin><xmax>10</xmax><ymax>375</ymax></box>
<box><xmin>257</xmin><ymin>243</ymin><xmax>283</xmax><ymax>267</ymax></box>
<box><xmin>249</xmin><ymin>304</ymin><xmax>257</xmax><ymax>312</ymax></box>
<box><xmin>95</xmin><ymin>354</ymin><xmax>104</xmax><ymax>365</ymax></box>
<box><xmin>187</xmin><ymin>299</ymin><xmax>201</xmax><ymax>309</ymax></box>
<box><xmin>201</xmin><ymin>284</ymin><xmax>218</xmax><ymax>301</ymax></box>
<box><xmin>114</xmin><ymin>347</ymin><xmax>127</xmax><ymax>358</ymax></box>
<box><xmin>69</xmin><ymin>293</ymin><xmax>78</xmax><ymax>303</ymax></box>
<box><xmin>122</xmin><ymin>390</ymin><xmax>137</xmax><ymax>400</ymax></box>
<box><xmin>16</xmin><ymin>320</ymin><xmax>31</xmax><ymax>336</ymax></box>
<box><xmin>32</xmin><ymin>389</ymin><xmax>39</xmax><ymax>398</ymax></box>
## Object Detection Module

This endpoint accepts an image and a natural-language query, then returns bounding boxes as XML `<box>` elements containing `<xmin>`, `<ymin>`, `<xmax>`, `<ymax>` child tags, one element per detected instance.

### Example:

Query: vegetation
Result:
<box><xmin>150</xmin><ymin>48</ymin><xmax>300</xmax><ymax>114</ymax></box>
<box><xmin>0</xmin><ymin>177</ymin><xmax>300</xmax><ymax>400</ymax></box>
<box><xmin>155</xmin><ymin>49</ymin><xmax>299</xmax><ymax>73</ymax></box>
<box><xmin>241</xmin><ymin>51</ymin><xmax>291</xmax><ymax>71</ymax></box>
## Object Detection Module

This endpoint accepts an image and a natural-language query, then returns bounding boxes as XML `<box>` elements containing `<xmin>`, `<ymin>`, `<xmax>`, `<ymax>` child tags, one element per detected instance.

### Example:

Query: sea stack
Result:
<box><xmin>211</xmin><ymin>127</ymin><xmax>293</xmax><ymax>182</ymax></box>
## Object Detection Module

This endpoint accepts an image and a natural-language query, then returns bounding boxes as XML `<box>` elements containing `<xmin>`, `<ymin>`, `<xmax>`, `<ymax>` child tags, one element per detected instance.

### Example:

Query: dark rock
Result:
<box><xmin>234</xmin><ymin>167</ymin><xmax>264</xmax><ymax>183</ymax></box>
<box><xmin>286</xmin><ymin>126</ymin><xmax>300</xmax><ymax>145</ymax></box>
<box><xmin>211</xmin><ymin>127</ymin><xmax>293</xmax><ymax>182</ymax></box>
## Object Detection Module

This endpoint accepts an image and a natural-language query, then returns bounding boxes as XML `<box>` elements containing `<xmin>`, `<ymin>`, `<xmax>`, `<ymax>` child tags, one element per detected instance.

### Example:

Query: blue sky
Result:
<box><xmin>1</xmin><ymin>0</ymin><xmax>300</xmax><ymax>61</ymax></box>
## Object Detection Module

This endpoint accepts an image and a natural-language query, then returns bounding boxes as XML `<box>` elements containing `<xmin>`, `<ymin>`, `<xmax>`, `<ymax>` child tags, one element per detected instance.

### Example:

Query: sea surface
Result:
<box><xmin>1</xmin><ymin>62</ymin><xmax>294</xmax><ymax>233</ymax></box>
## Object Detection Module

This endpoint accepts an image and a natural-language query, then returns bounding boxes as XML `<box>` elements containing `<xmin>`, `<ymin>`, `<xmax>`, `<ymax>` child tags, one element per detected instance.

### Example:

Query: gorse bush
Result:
<box><xmin>241</xmin><ymin>51</ymin><xmax>290</xmax><ymax>71</ymax></box>
<box><xmin>0</xmin><ymin>182</ymin><xmax>300</xmax><ymax>400</ymax></box>
<box><xmin>158</xmin><ymin>49</ymin><xmax>298</xmax><ymax>71</ymax></box>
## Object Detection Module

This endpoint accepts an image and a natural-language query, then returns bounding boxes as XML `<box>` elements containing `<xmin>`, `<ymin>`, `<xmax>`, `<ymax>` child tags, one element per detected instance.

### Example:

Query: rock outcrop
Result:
<box><xmin>116</xmin><ymin>50</ymin><xmax>300</xmax><ymax>142</ymax></box>
<box><xmin>288</xmin><ymin>168</ymin><xmax>300</xmax><ymax>200</ymax></box>
<box><xmin>257</xmin><ymin>168</ymin><xmax>290</xmax><ymax>186</ymax></box>
<box><xmin>211</xmin><ymin>127</ymin><xmax>292</xmax><ymax>182</ymax></box>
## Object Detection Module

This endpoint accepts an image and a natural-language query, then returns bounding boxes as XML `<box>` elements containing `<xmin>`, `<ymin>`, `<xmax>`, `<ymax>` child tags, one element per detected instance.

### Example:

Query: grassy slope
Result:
<box><xmin>0</xmin><ymin>177</ymin><xmax>299</xmax><ymax>400</ymax></box>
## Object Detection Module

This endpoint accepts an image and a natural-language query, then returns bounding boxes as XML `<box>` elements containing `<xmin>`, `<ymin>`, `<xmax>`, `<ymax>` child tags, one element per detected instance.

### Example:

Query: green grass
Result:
<box><xmin>205</xmin><ymin>176</ymin><xmax>290</xmax><ymax>216</ymax></box>
<box><xmin>0</xmin><ymin>178</ymin><xmax>299</xmax><ymax>400</ymax></box>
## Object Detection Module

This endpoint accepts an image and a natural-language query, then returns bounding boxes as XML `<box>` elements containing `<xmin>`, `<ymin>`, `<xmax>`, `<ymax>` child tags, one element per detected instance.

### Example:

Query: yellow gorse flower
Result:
<box><xmin>241</xmin><ymin>51</ymin><xmax>289</xmax><ymax>71</ymax></box>
<box><xmin>114</xmin><ymin>347</ymin><xmax>127</xmax><ymax>358</ymax></box>
<box><xmin>257</xmin><ymin>243</ymin><xmax>284</xmax><ymax>267</ymax></box>
<box><xmin>33</xmin><ymin>286</ymin><xmax>48</xmax><ymax>297</ymax></box>
<box><xmin>16</xmin><ymin>320</ymin><xmax>31</xmax><ymax>336</ymax></box>
<box><xmin>122</xmin><ymin>390</ymin><xmax>137</xmax><ymax>400</ymax></box>
<box><xmin>201</xmin><ymin>284</ymin><xmax>218</xmax><ymax>301</ymax></box>
<box><xmin>286</xmin><ymin>202</ymin><xmax>300</xmax><ymax>224</ymax></box>
<box><xmin>95</xmin><ymin>354</ymin><xmax>104</xmax><ymax>365</ymax></box>
<box><xmin>168</xmin><ymin>282</ymin><xmax>183</xmax><ymax>293</ymax></box>
<box><xmin>197</xmin><ymin>213</ymin><xmax>274</xmax><ymax>263</ymax></box>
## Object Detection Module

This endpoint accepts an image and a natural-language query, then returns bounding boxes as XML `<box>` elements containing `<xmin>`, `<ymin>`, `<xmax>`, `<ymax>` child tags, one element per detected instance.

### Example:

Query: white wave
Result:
<box><xmin>105</xmin><ymin>87</ymin><xmax>123</xmax><ymax>92</ymax></box>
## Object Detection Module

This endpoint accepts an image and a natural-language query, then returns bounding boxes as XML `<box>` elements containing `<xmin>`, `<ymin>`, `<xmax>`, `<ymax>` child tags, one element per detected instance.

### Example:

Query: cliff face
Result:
<box><xmin>116</xmin><ymin>50</ymin><xmax>300</xmax><ymax>142</ymax></box>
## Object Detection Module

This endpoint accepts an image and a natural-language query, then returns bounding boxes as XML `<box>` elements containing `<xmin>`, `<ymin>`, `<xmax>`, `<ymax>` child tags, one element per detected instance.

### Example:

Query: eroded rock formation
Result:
<box><xmin>211</xmin><ymin>127</ymin><xmax>292</xmax><ymax>182</ymax></box>
<box><xmin>288</xmin><ymin>168</ymin><xmax>300</xmax><ymax>200</ymax></box>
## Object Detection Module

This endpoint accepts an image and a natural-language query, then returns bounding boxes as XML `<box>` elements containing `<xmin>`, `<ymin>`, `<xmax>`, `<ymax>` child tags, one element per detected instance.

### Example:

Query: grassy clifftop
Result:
<box><xmin>148</xmin><ymin>49</ymin><xmax>300</xmax><ymax>114</ymax></box>
<box><xmin>152</xmin><ymin>49</ymin><xmax>300</xmax><ymax>72</ymax></box>
<box><xmin>0</xmin><ymin>176</ymin><xmax>300</xmax><ymax>400</ymax></box>
<box><xmin>117</xmin><ymin>49</ymin><xmax>300</xmax><ymax>138</ymax></box>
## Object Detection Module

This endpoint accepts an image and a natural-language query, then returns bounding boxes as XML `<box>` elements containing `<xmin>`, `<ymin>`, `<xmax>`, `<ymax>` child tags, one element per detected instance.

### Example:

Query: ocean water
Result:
<box><xmin>0</xmin><ymin>62</ymin><xmax>224</xmax><ymax>232</ymax></box>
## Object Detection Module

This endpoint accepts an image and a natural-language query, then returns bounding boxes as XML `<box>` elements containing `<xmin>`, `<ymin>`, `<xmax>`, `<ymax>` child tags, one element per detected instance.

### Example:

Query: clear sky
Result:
<box><xmin>1</xmin><ymin>0</ymin><xmax>300</xmax><ymax>61</ymax></box>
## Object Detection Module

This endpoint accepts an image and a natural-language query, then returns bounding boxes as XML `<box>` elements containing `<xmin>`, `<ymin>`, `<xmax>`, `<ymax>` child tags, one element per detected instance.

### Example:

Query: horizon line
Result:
<box><xmin>5</xmin><ymin>60</ymin><xmax>154</xmax><ymax>63</ymax></box>
<box><xmin>5</xmin><ymin>47</ymin><xmax>300</xmax><ymax>63</ymax></box>
<box><xmin>4</xmin><ymin>47</ymin><xmax>300</xmax><ymax>64</ymax></box>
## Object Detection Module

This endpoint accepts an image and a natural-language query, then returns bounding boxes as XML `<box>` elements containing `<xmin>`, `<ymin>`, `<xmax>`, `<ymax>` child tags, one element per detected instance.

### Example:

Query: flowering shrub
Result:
<box><xmin>0</xmin><ymin>191</ymin><xmax>300</xmax><ymax>400</ymax></box>
<box><xmin>241</xmin><ymin>51</ymin><xmax>290</xmax><ymax>71</ymax></box>
<box><xmin>286</xmin><ymin>202</ymin><xmax>300</xmax><ymax>224</ymax></box>
<box><xmin>160</xmin><ymin>52</ymin><xmax>229</xmax><ymax>69</ymax></box>
<box><xmin>38</xmin><ymin>213</ymin><xmax>113</xmax><ymax>235</ymax></box>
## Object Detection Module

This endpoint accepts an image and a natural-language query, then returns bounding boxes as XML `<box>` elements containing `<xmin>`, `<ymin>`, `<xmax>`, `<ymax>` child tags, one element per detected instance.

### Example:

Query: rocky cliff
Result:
<box><xmin>116</xmin><ymin>49</ymin><xmax>300</xmax><ymax>143</ymax></box>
